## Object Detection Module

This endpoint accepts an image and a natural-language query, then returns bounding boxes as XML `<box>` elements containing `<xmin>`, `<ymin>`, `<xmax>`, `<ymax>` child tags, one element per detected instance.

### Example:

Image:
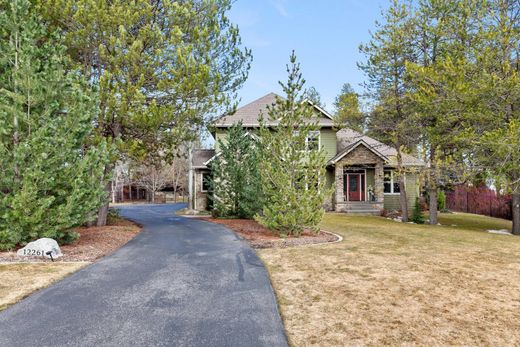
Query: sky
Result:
<box><xmin>228</xmin><ymin>0</ymin><xmax>389</xmax><ymax>113</ymax></box>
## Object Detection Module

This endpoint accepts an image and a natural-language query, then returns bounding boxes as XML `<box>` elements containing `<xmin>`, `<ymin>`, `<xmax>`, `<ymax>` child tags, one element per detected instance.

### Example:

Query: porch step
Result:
<box><xmin>344</xmin><ymin>209</ymin><xmax>381</xmax><ymax>215</ymax></box>
<box><xmin>347</xmin><ymin>203</ymin><xmax>379</xmax><ymax>210</ymax></box>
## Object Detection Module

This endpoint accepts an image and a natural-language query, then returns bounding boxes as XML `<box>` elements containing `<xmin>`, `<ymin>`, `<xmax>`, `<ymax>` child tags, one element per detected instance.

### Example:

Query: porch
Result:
<box><xmin>334</xmin><ymin>165</ymin><xmax>384</xmax><ymax>214</ymax></box>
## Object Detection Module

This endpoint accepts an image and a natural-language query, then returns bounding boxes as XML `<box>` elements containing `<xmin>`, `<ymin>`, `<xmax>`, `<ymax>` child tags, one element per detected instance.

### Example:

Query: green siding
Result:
<box><xmin>320</xmin><ymin>129</ymin><xmax>337</xmax><ymax>161</ymax></box>
<box><xmin>214</xmin><ymin>130</ymin><xmax>227</xmax><ymax>152</ymax></box>
<box><xmin>383</xmin><ymin>172</ymin><xmax>419</xmax><ymax>213</ymax></box>
<box><xmin>213</xmin><ymin>127</ymin><xmax>338</xmax><ymax>160</ymax></box>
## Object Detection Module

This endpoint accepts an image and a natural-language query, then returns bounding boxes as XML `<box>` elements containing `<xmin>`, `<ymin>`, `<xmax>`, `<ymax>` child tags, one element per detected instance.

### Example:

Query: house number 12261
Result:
<box><xmin>23</xmin><ymin>249</ymin><xmax>43</xmax><ymax>256</ymax></box>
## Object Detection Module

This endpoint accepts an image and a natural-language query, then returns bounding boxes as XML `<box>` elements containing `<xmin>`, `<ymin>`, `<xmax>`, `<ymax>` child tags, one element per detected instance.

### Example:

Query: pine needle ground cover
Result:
<box><xmin>258</xmin><ymin>212</ymin><xmax>520</xmax><ymax>346</ymax></box>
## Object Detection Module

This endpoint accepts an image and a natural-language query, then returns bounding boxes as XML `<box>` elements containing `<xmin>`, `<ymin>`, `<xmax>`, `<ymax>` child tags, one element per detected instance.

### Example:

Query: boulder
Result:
<box><xmin>17</xmin><ymin>238</ymin><xmax>63</xmax><ymax>259</ymax></box>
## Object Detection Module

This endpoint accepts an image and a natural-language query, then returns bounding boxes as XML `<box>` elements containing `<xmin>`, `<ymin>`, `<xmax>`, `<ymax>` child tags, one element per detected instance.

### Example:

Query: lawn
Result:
<box><xmin>258</xmin><ymin>212</ymin><xmax>520</xmax><ymax>346</ymax></box>
<box><xmin>0</xmin><ymin>262</ymin><xmax>87</xmax><ymax>311</ymax></box>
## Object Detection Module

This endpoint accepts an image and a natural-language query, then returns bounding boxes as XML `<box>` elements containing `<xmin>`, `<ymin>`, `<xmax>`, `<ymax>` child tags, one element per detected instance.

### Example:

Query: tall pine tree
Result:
<box><xmin>359</xmin><ymin>0</ymin><xmax>418</xmax><ymax>221</ymax></box>
<box><xmin>37</xmin><ymin>0</ymin><xmax>252</xmax><ymax>226</ymax></box>
<box><xmin>210</xmin><ymin>121</ymin><xmax>263</xmax><ymax>219</ymax></box>
<box><xmin>0</xmin><ymin>0</ymin><xmax>110</xmax><ymax>249</ymax></box>
<box><xmin>256</xmin><ymin>52</ymin><xmax>330</xmax><ymax>236</ymax></box>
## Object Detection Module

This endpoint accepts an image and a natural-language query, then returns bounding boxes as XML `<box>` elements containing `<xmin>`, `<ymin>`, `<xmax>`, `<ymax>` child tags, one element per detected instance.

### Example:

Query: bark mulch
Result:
<box><xmin>0</xmin><ymin>218</ymin><xmax>141</xmax><ymax>263</ymax></box>
<box><xmin>201</xmin><ymin>217</ymin><xmax>339</xmax><ymax>249</ymax></box>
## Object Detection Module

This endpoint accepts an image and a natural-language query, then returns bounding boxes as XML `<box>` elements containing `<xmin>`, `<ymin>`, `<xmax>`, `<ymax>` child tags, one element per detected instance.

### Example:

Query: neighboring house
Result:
<box><xmin>190</xmin><ymin>92</ymin><xmax>424</xmax><ymax>214</ymax></box>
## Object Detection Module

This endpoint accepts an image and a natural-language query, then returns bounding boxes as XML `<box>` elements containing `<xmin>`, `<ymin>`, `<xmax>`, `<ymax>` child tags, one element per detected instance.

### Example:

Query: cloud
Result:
<box><xmin>270</xmin><ymin>0</ymin><xmax>289</xmax><ymax>17</ymax></box>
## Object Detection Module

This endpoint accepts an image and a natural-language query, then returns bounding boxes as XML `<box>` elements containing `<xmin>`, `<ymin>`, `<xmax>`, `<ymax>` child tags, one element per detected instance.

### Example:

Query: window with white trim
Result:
<box><xmin>306</xmin><ymin>131</ymin><xmax>320</xmax><ymax>151</ymax></box>
<box><xmin>384</xmin><ymin>170</ymin><xmax>401</xmax><ymax>194</ymax></box>
<box><xmin>293</xmin><ymin>130</ymin><xmax>321</xmax><ymax>151</ymax></box>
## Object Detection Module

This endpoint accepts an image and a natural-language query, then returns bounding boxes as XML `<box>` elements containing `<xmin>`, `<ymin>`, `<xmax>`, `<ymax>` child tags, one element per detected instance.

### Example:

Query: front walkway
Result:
<box><xmin>0</xmin><ymin>204</ymin><xmax>287</xmax><ymax>347</ymax></box>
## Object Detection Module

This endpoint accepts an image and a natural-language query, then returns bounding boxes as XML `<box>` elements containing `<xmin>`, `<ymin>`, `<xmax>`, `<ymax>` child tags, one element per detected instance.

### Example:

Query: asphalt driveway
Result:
<box><xmin>0</xmin><ymin>204</ymin><xmax>287</xmax><ymax>347</ymax></box>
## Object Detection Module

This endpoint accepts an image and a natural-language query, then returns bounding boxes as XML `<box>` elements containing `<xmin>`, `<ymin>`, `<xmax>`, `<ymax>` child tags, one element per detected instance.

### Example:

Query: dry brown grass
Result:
<box><xmin>258</xmin><ymin>212</ymin><xmax>520</xmax><ymax>346</ymax></box>
<box><xmin>0</xmin><ymin>262</ymin><xmax>87</xmax><ymax>311</ymax></box>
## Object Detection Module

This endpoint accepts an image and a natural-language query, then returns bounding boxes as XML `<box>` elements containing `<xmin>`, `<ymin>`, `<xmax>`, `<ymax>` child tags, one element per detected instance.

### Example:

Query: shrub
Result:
<box><xmin>438</xmin><ymin>190</ymin><xmax>446</xmax><ymax>211</ymax></box>
<box><xmin>0</xmin><ymin>1</ymin><xmax>110</xmax><ymax>250</ymax></box>
<box><xmin>411</xmin><ymin>197</ymin><xmax>426</xmax><ymax>224</ymax></box>
<box><xmin>209</xmin><ymin>121</ymin><xmax>263</xmax><ymax>219</ymax></box>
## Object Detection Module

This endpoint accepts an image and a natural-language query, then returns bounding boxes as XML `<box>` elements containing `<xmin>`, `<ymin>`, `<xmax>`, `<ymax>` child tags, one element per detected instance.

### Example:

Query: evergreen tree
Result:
<box><xmin>406</xmin><ymin>0</ymin><xmax>482</xmax><ymax>225</ymax></box>
<box><xmin>256</xmin><ymin>51</ymin><xmax>330</xmax><ymax>236</ymax></box>
<box><xmin>210</xmin><ymin>121</ymin><xmax>262</xmax><ymax>219</ymax></box>
<box><xmin>37</xmin><ymin>0</ymin><xmax>252</xmax><ymax>226</ymax></box>
<box><xmin>411</xmin><ymin>197</ymin><xmax>425</xmax><ymax>224</ymax></box>
<box><xmin>333</xmin><ymin>83</ymin><xmax>365</xmax><ymax>132</ymax></box>
<box><xmin>472</xmin><ymin>0</ymin><xmax>520</xmax><ymax>234</ymax></box>
<box><xmin>359</xmin><ymin>0</ymin><xmax>418</xmax><ymax>221</ymax></box>
<box><xmin>0</xmin><ymin>0</ymin><xmax>110</xmax><ymax>249</ymax></box>
<box><xmin>303</xmin><ymin>86</ymin><xmax>325</xmax><ymax>108</ymax></box>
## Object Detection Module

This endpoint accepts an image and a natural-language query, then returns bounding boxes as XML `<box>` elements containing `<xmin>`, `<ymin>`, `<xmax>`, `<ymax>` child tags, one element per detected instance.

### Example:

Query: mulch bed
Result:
<box><xmin>0</xmin><ymin>218</ymin><xmax>141</xmax><ymax>263</ymax></box>
<box><xmin>200</xmin><ymin>217</ymin><xmax>339</xmax><ymax>248</ymax></box>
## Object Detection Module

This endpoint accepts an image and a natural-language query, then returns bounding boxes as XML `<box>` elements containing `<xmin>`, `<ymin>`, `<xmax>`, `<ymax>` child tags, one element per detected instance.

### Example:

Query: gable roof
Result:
<box><xmin>192</xmin><ymin>149</ymin><xmax>216</xmax><ymax>169</ymax></box>
<box><xmin>328</xmin><ymin>139</ymin><xmax>389</xmax><ymax>165</ymax></box>
<box><xmin>330</xmin><ymin>128</ymin><xmax>425</xmax><ymax>167</ymax></box>
<box><xmin>212</xmin><ymin>92</ymin><xmax>334</xmax><ymax>128</ymax></box>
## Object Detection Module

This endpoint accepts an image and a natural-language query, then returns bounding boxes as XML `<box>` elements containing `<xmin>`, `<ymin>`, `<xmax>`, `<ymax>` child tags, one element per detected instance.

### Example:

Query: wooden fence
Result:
<box><xmin>445</xmin><ymin>185</ymin><xmax>512</xmax><ymax>220</ymax></box>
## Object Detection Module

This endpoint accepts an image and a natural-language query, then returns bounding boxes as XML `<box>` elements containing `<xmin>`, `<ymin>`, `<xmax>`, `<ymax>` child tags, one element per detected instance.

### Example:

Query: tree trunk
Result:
<box><xmin>188</xmin><ymin>143</ymin><xmax>194</xmax><ymax>209</ymax></box>
<box><xmin>399</xmin><ymin>175</ymin><xmax>408</xmax><ymax>222</ymax></box>
<box><xmin>111</xmin><ymin>180</ymin><xmax>116</xmax><ymax>204</ymax></box>
<box><xmin>396</xmin><ymin>146</ymin><xmax>408</xmax><ymax>222</ymax></box>
<box><xmin>429</xmin><ymin>187</ymin><xmax>438</xmax><ymax>225</ymax></box>
<box><xmin>97</xmin><ymin>181</ymin><xmax>110</xmax><ymax>227</ymax></box>
<box><xmin>512</xmin><ymin>193</ymin><xmax>520</xmax><ymax>235</ymax></box>
<box><xmin>96</xmin><ymin>171</ymin><xmax>111</xmax><ymax>227</ymax></box>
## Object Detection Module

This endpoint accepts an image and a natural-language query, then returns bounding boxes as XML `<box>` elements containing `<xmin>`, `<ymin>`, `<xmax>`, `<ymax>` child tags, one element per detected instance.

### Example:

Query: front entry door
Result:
<box><xmin>346</xmin><ymin>173</ymin><xmax>365</xmax><ymax>201</ymax></box>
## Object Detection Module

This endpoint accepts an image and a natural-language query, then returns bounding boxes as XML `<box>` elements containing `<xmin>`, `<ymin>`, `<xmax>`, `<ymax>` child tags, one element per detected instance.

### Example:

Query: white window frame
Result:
<box><xmin>201</xmin><ymin>172</ymin><xmax>210</xmax><ymax>192</ymax></box>
<box><xmin>306</xmin><ymin>131</ymin><xmax>321</xmax><ymax>151</ymax></box>
<box><xmin>383</xmin><ymin>170</ymin><xmax>402</xmax><ymax>195</ymax></box>
<box><xmin>292</xmin><ymin>130</ymin><xmax>321</xmax><ymax>151</ymax></box>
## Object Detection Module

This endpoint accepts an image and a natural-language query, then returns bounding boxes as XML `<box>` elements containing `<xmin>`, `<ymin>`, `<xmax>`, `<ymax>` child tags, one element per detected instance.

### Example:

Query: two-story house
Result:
<box><xmin>190</xmin><ymin>93</ymin><xmax>424</xmax><ymax>214</ymax></box>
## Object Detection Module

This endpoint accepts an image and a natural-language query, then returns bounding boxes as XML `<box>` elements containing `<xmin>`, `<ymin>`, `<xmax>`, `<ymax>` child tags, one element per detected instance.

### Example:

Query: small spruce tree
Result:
<box><xmin>209</xmin><ymin>121</ymin><xmax>263</xmax><ymax>219</ymax></box>
<box><xmin>411</xmin><ymin>197</ymin><xmax>425</xmax><ymax>224</ymax></box>
<box><xmin>0</xmin><ymin>0</ymin><xmax>111</xmax><ymax>249</ymax></box>
<box><xmin>256</xmin><ymin>51</ymin><xmax>330</xmax><ymax>236</ymax></box>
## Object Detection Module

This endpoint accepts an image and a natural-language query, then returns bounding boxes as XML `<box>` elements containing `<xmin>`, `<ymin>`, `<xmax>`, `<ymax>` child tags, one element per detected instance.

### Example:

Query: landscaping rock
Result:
<box><xmin>16</xmin><ymin>238</ymin><xmax>63</xmax><ymax>259</ymax></box>
<box><xmin>488</xmin><ymin>229</ymin><xmax>512</xmax><ymax>235</ymax></box>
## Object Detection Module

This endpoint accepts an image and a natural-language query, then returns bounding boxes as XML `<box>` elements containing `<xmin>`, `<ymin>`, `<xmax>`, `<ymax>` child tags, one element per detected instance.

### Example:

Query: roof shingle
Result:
<box><xmin>332</xmin><ymin>128</ymin><xmax>424</xmax><ymax>167</ymax></box>
<box><xmin>192</xmin><ymin>149</ymin><xmax>215</xmax><ymax>168</ymax></box>
<box><xmin>212</xmin><ymin>92</ymin><xmax>334</xmax><ymax>127</ymax></box>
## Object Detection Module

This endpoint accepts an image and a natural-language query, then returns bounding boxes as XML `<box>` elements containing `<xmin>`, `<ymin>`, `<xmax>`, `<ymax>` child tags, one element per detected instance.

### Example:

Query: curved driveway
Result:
<box><xmin>0</xmin><ymin>204</ymin><xmax>287</xmax><ymax>347</ymax></box>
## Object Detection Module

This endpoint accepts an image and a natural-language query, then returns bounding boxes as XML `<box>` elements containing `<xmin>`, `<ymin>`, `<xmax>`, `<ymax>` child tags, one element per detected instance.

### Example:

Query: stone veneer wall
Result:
<box><xmin>194</xmin><ymin>169</ymin><xmax>209</xmax><ymax>211</ymax></box>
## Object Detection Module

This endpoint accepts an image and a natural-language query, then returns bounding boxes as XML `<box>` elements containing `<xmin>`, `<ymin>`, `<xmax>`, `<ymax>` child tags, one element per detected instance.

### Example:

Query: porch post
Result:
<box><xmin>374</xmin><ymin>162</ymin><xmax>384</xmax><ymax>204</ymax></box>
<box><xmin>335</xmin><ymin>164</ymin><xmax>344</xmax><ymax>207</ymax></box>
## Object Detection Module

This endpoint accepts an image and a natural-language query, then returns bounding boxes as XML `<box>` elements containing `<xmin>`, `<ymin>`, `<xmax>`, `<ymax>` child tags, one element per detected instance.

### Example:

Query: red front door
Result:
<box><xmin>346</xmin><ymin>174</ymin><xmax>365</xmax><ymax>201</ymax></box>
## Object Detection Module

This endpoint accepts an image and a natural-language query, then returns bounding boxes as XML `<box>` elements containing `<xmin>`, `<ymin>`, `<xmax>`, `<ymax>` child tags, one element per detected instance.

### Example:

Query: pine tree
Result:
<box><xmin>406</xmin><ymin>0</ymin><xmax>482</xmax><ymax>225</ymax></box>
<box><xmin>303</xmin><ymin>86</ymin><xmax>325</xmax><ymax>108</ymax></box>
<box><xmin>210</xmin><ymin>121</ymin><xmax>263</xmax><ymax>219</ymax></box>
<box><xmin>359</xmin><ymin>0</ymin><xmax>418</xmax><ymax>221</ymax></box>
<box><xmin>473</xmin><ymin>0</ymin><xmax>520</xmax><ymax>234</ymax></box>
<box><xmin>0</xmin><ymin>0</ymin><xmax>110</xmax><ymax>249</ymax></box>
<box><xmin>333</xmin><ymin>83</ymin><xmax>365</xmax><ymax>132</ymax></box>
<box><xmin>256</xmin><ymin>51</ymin><xmax>330</xmax><ymax>236</ymax></box>
<box><xmin>37</xmin><ymin>0</ymin><xmax>252</xmax><ymax>226</ymax></box>
<box><xmin>411</xmin><ymin>197</ymin><xmax>425</xmax><ymax>224</ymax></box>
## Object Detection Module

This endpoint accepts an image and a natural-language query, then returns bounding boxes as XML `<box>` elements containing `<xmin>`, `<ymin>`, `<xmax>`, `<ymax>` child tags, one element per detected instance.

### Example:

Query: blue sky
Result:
<box><xmin>228</xmin><ymin>0</ymin><xmax>389</xmax><ymax>113</ymax></box>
